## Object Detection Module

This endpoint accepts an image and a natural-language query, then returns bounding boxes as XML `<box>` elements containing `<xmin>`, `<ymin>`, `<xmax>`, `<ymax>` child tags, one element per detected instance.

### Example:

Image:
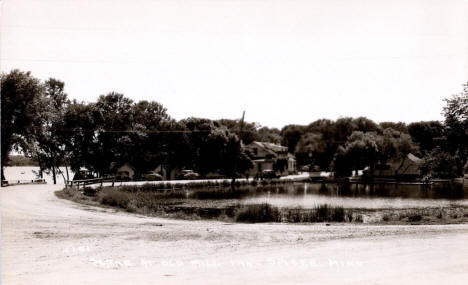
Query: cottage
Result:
<box><xmin>153</xmin><ymin>165</ymin><xmax>181</xmax><ymax>180</ymax></box>
<box><xmin>371</xmin><ymin>153</ymin><xmax>423</xmax><ymax>179</ymax></box>
<box><xmin>244</xmin><ymin>141</ymin><xmax>296</xmax><ymax>177</ymax></box>
<box><xmin>109</xmin><ymin>162</ymin><xmax>136</xmax><ymax>180</ymax></box>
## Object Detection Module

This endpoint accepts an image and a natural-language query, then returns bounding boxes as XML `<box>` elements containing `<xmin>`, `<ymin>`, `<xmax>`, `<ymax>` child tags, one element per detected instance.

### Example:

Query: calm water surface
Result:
<box><xmin>240</xmin><ymin>182</ymin><xmax>468</xmax><ymax>209</ymax></box>
<box><xmin>4</xmin><ymin>166</ymin><xmax>74</xmax><ymax>185</ymax></box>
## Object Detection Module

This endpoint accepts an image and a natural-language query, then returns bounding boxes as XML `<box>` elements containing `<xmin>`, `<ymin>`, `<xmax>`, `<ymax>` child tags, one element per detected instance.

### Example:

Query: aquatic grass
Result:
<box><xmin>406</xmin><ymin>211</ymin><xmax>423</xmax><ymax>222</ymax></box>
<box><xmin>235</xmin><ymin>203</ymin><xmax>281</xmax><ymax>223</ymax></box>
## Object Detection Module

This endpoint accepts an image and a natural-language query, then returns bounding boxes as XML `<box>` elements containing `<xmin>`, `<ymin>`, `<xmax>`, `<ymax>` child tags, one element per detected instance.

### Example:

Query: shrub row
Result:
<box><xmin>235</xmin><ymin>203</ymin><xmax>353</xmax><ymax>223</ymax></box>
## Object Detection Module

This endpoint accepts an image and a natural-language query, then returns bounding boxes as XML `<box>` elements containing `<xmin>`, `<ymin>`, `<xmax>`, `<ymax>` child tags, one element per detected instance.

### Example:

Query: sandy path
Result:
<box><xmin>2</xmin><ymin>184</ymin><xmax>468</xmax><ymax>284</ymax></box>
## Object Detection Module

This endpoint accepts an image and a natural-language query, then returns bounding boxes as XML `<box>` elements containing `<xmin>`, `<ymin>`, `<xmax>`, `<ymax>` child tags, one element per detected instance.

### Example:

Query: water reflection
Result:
<box><xmin>238</xmin><ymin>182</ymin><xmax>468</xmax><ymax>209</ymax></box>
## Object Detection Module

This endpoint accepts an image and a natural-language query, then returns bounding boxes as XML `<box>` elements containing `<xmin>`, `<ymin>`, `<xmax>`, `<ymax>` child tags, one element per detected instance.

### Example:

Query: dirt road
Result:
<box><xmin>2</xmin><ymin>184</ymin><xmax>468</xmax><ymax>284</ymax></box>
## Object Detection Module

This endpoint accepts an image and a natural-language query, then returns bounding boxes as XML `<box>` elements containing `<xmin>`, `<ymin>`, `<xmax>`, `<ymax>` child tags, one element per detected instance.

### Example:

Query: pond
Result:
<box><xmin>237</xmin><ymin>182</ymin><xmax>468</xmax><ymax>209</ymax></box>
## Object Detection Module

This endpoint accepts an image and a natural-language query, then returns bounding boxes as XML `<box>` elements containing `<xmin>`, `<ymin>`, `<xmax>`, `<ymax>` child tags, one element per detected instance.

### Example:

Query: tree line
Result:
<box><xmin>1</xmin><ymin>69</ymin><xmax>467</xmax><ymax>182</ymax></box>
<box><xmin>281</xmin><ymin>84</ymin><xmax>467</xmax><ymax>178</ymax></box>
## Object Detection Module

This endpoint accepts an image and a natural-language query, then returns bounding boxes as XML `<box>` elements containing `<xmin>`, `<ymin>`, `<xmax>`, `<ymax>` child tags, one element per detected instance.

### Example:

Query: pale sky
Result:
<box><xmin>1</xmin><ymin>0</ymin><xmax>467</xmax><ymax>128</ymax></box>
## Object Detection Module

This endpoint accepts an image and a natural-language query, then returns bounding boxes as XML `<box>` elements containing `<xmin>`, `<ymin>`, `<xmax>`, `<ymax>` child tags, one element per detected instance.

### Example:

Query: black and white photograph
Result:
<box><xmin>1</xmin><ymin>0</ymin><xmax>467</xmax><ymax>284</ymax></box>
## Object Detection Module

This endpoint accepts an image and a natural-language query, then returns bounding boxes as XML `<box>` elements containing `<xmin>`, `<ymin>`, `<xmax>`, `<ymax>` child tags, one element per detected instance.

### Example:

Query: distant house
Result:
<box><xmin>396</xmin><ymin>153</ymin><xmax>423</xmax><ymax>177</ymax></box>
<box><xmin>109</xmin><ymin>162</ymin><xmax>136</xmax><ymax>180</ymax></box>
<box><xmin>371</xmin><ymin>153</ymin><xmax>423</xmax><ymax>179</ymax></box>
<box><xmin>243</xmin><ymin>141</ymin><xmax>296</xmax><ymax>177</ymax></box>
<box><xmin>153</xmin><ymin>165</ymin><xmax>180</xmax><ymax>180</ymax></box>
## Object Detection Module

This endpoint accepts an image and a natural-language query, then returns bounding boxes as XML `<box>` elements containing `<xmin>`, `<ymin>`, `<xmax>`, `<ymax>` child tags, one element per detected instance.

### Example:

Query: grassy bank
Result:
<box><xmin>56</xmin><ymin>185</ymin><xmax>468</xmax><ymax>224</ymax></box>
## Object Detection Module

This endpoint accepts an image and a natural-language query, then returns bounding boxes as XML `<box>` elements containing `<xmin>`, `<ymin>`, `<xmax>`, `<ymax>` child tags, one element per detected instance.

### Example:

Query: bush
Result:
<box><xmin>314</xmin><ymin>204</ymin><xmax>330</xmax><ymax>222</ymax></box>
<box><xmin>99</xmin><ymin>189</ymin><xmax>130</xmax><ymax>208</ymax></box>
<box><xmin>354</xmin><ymin>214</ymin><xmax>364</xmax><ymax>223</ymax></box>
<box><xmin>382</xmin><ymin>214</ymin><xmax>390</xmax><ymax>222</ymax></box>
<box><xmin>235</xmin><ymin>203</ymin><xmax>280</xmax><ymax>223</ymax></box>
<box><xmin>284</xmin><ymin>208</ymin><xmax>303</xmax><ymax>223</ymax></box>
<box><xmin>331</xmin><ymin>206</ymin><xmax>345</xmax><ymax>222</ymax></box>
<box><xmin>407</xmin><ymin>212</ymin><xmax>422</xmax><ymax>222</ymax></box>
<box><xmin>83</xmin><ymin>187</ymin><xmax>97</xmax><ymax>196</ymax></box>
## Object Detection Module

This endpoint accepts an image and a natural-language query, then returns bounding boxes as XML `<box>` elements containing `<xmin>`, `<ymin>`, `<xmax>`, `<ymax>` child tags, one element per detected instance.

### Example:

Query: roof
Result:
<box><xmin>118</xmin><ymin>162</ymin><xmax>136</xmax><ymax>170</ymax></box>
<box><xmin>110</xmin><ymin>162</ymin><xmax>135</xmax><ymax>171</ymax></box>
<box><xmin>252</xmin><ymin>159</ymin><xmax>275</xmax><ymax>163</ymax></box>
<box><xmin>247</xmin><ymin>141</ymin><xmax>288</xmax><ymax>155</ymax></box>
<box><xmin>407</xmin><ymin>153</ymin><xmax>423</xmax><ymax>164</ymax></box>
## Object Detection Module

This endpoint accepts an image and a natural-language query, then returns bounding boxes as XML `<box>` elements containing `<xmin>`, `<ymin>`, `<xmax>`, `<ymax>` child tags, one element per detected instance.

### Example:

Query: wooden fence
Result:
<box><xmin>67</xmin><ymin>176</ymin><xmax>117</xmax><ymax>189</ymax></box>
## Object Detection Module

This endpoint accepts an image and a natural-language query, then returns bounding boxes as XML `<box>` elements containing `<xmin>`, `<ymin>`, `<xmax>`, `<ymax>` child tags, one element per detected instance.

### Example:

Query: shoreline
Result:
<box><xmin>55</xmin><ymin>186</ymin><xmax>468</xmax><ymax>225</ymax></box>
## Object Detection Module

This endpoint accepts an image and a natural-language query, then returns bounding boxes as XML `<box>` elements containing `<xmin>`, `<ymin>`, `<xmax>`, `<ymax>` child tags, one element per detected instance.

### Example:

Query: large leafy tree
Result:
<box><xmin>61</xmin><ymin>100</ymin><xmax>98</xmax><ymax>174</ymax></box>
<box><xmin>441</xmin><ymin>82</ymin><xmax>468</xmax><ymax>175</ymax></box>
<box><xmin>26</xmin><ymin>78</ymin><xmax>71</xmax><ymax>184</ymax></box>
<box><xmin>256</xmin><ymin>126</ymin><xmax>282</xmax><ymax>144</ymax></box>
<box><xmin>217</xmin><ymin>119</ymin><xmax>259</xmax><ymax>145</ymax></box>
<box><xmin>341</xmin><ymin>131</ymin><xmax>379</xmax><ymax>174</ymax></box>
<box><xmin>408</xmin><ymin>121</ymin><xmax>444</xmax><ymax>155</ymax></box>
<box><xmin>280</xmin><ymin>124</ymin><xmax>305</xmax><ymax>153</ymax></box>
<box><xmin>182</xmin><ymin>118</ymin><xmax>230</xmax><ymax>175</ymax></box>
<box><xmin>130</xmin><ymin>100</ymin><xmax>172</xmax><ymax>172</ymax></box>
<box><xmin>1</xmin><ymin>70</ymin><xmax>46</xmax><ymax>180</ymax></box>
<box><xmin>379</xmin><ymin>122</ymin><xmax>408</xmax><ymax>133</ymax></box>
<box><xmin>376</xmin><ymin>128</ymin><xmax>416</xmax><ymax>164</ymax></box>
<box><xmin>294</xmin><ymin>132</ymin><xmax>327</xmax><ymax>168</ymax></box>
<box><xmin>92</xmin><ymin>92</ymin><xmax>134</xmax><ymax>175</ymax></box>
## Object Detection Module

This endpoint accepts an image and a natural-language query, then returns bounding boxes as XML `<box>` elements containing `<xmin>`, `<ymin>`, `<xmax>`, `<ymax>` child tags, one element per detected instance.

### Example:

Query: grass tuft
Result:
<box><xmin>235</xmin><ymin>203</ymin><xmax>281</xmax><ymax>223</ymax></box>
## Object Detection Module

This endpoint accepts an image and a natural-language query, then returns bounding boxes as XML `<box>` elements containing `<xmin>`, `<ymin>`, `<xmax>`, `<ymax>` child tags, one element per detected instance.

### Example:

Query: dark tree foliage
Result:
<box><xmin>408</xmin><ymin>121</ymin><xmax>444</xmax><ymax>155</ymax></box>
<box><xmin>217</xmin><ymin>119</ymin><xmax>259</xmax><ymax>144</ymax></box>
<box><xmin>421</xmin><ymin>147</ymin><xmax>458</xmax><ymax>179</ymax></box>
<box><xmin>330</xmin><ymin>129</ymin><xmax>418</xmax><ymax>177</ymax></box>
<box><xmin>379</xmin><ymin>122</ymin><xmax>408</xmax><ymax>133</ymax></box>
<box><xmin>441</xmin><ymin>82</ymin><xmax>468</xmax><ymax>176</ymax></box>
<box><xmin>256</xmin><ymin>126</ymin><xmax>282</xmax><ymax>144</ymax></box>
<box><xmin>1</xmin><ymin>70</ymin><xmax>46</xmax><ymax>180</ymax></box>
<box><xmin>280</xmin><ymin>125</ymin><xmax>305</xmax><ymax>153</ymax></box>
<box><xmin>29</xmin><ymin>78</ymin><xmax>71</xmax><ymax>184</ymax></box>
<box><xmin>2</xmin><ymin>69</ymin><xmax>465</xmax><ymax>181</ymax></box>
<box><xmin>61</xmin><ymin>100</ymin><xmax>98</xmax><ymax>173</ymax></box>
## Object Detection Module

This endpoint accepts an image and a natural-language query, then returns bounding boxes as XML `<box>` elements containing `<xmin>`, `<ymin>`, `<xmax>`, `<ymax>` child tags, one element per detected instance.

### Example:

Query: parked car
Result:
<box><xmin>144</xmin><ymin>171</ymin><xmax>163</xmax><ymax>181</ymax></box>
<box><xmin>183</xmin><ymin>172</ymin><xmax>200</xmax><ymax>180</ymax></box>
<box><xmin>176</xmin><ymin>170</ymin><xmax>200</xmax><ymax>180</ymax></box>
<box><xmin>261</xmin><ymin>170</ymin><xmax>280</xmax><ymax>179</ymax></box>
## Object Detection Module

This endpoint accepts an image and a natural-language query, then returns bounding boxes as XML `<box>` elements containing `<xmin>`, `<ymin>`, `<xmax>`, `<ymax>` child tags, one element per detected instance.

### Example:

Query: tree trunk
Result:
<box><xmin>52</xmin><ymin>166</ymin><xmax>57</xmax><ymax>184</ymax></box>
<box><xmin>57</xmin><ymin>165</ymin><xmax>68</xmax><ymax>186</ymax></box>
<box><xmin>65</xmin><ymin>165</ymin><xmax>69</xmax><ymax>182</ymax></box>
